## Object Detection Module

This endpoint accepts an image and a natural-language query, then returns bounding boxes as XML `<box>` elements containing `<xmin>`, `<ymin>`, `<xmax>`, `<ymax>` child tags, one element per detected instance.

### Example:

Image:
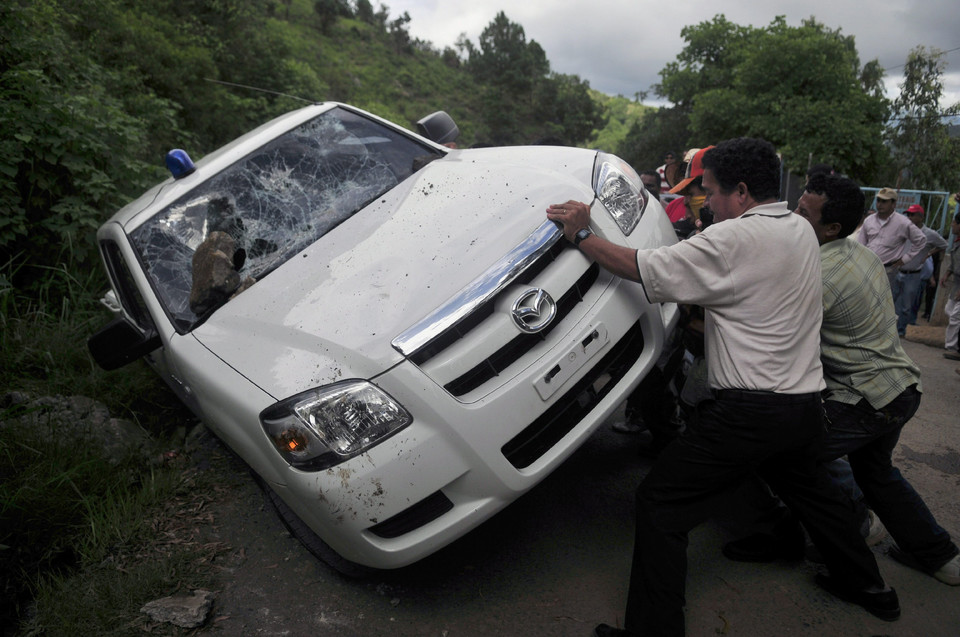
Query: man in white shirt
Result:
<box><xmin>856</xmin><ymin>187</ymin><xmax>926</xmax><ymax>294</ymax></box>
<box><xmin>547</xmin><ymin>137</ymin><xmax>896</xmax><ymax>636</ymax></box>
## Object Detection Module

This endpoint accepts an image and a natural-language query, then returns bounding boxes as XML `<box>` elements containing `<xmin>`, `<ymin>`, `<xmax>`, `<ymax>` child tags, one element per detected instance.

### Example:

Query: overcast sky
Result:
<box><xmin>385</xmin><ymin>0</ymin><xmax>960</xmax><ymax>109</ymax></box>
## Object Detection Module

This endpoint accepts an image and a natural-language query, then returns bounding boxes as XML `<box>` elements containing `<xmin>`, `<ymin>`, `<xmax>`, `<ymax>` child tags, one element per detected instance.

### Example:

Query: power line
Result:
<box><xmin>888</xmin><ymin>112</ymin><xmax>960</xmax><ymax>122</ymax></box>
<box><xmin>883</xmin><ymin>45</ymin><xmax>960</xmax><ymax>72</ymax></box>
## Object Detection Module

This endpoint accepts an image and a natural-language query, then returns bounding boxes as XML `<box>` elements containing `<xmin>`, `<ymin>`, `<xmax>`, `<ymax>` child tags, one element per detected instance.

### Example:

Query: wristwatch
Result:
<box><xmin>573</xmin><ymin>227</ymin><xmax>593</xmax><ymax>247</ymax></box>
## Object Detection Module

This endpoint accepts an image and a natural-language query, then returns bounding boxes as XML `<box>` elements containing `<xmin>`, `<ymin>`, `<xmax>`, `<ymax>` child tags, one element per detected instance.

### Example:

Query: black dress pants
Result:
<box><xmin>623</xmin><ymin>390</ymin><xmax>885</xmax><ymax>636</ymax></box>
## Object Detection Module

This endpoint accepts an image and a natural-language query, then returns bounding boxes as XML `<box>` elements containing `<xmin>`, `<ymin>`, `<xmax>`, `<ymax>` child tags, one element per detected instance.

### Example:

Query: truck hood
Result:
<box><xmin>191</xmin><ymin>147</ymin><xmax>597</xmax><ymax>400</ymax></box>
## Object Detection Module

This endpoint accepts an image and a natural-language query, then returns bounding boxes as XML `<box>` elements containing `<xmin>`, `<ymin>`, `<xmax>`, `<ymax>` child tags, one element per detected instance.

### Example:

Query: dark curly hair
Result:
<box><xmin>701</xmin><ymin>138</ymin><xmax>780</xmax><ymax>202</ymax></box>
<box><xmin>804</xmin><ymin>173</ymin><xmax>865</xmax><ymax>239</ymax></box>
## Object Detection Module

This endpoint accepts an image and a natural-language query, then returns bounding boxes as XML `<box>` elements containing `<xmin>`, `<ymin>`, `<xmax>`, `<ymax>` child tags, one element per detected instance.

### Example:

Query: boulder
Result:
<box><xmin>140</xmin><ymin>589</ymin><xmax>215</xmax><ymax>628</ymax></box>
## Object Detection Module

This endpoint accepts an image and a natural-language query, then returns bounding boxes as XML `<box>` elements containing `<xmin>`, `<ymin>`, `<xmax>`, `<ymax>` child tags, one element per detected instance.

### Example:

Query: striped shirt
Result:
<box><xmin>819</xmin><ymin>238</ymin><xmax>921</xmax><ymax>408</ymax></box>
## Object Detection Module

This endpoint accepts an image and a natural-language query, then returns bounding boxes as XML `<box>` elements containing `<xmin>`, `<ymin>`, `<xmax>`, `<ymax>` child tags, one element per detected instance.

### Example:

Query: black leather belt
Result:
<box><xmin>713</xmin><ymin>389</ymin><xmax>820</xmax><ymax>405</ymax></box>
<box><xmin>900</xmin><ymin>269</ymin><xmax>922</xmax><ymax>274</ymax></box>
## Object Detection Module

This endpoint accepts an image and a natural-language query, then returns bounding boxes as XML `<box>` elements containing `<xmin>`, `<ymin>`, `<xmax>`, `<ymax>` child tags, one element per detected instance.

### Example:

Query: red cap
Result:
<box><xmin>906</xmin><ymin>204</ymin><xmax>925</xmax><ymax>215</ymax></box>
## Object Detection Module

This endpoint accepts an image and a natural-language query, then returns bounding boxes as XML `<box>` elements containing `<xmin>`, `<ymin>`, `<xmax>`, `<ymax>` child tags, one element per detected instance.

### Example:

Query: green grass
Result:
<box><xmin>1</xmin><ymin>257</ymin><xmax>205</xmax><ymax>634</ymax></box>
<box><xmin>14</xmin><ymin>464</ymin><xmax>226</xmax><ymax>637</ymax></box>
<box><xmin>0</xmin><ymin>257</ymin><xmax>193</xmax><ymax>431</ymax></box>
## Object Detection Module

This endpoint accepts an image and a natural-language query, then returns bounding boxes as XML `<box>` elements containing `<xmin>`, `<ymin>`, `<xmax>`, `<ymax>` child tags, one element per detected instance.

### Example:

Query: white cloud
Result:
<box><xmin>387</xmin><ymin>0</ymin><xmax>960</xmax><ymax>107</ymax></box>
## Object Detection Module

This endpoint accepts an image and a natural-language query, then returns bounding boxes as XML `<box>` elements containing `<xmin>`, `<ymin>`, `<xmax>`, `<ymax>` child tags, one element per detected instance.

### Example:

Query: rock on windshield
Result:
<box><xmin>131</xmin><ymin>106</ymin><xmax>441</xmax><ymax>331</ymax></box>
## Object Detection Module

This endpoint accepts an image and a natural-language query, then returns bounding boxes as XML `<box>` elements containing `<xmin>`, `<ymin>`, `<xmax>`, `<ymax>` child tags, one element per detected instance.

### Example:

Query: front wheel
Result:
<box><xmin>254</xmin><ymin>474</ymin><xmax>374</xmax><ymax>579</ymax></box>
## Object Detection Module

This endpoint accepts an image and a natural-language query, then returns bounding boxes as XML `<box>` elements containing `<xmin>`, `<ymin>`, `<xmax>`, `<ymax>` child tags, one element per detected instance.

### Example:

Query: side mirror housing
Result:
<box><xmin>416</xmin><ymin>111</ymin><xmax>460</xmax><ymax>145</ymax></box>
<box><xmin>88</xmin><ymin>318</ymin><xmax>161</xmax><ymax>370</ymax></box>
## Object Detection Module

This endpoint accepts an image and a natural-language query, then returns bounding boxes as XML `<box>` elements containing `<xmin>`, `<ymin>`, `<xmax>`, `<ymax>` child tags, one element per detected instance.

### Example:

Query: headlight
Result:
<box><xmin>593</xmin><ymin>152</ymin><xmax>648</xmax><ymax>236</ymax></box>
<box><xmin>260</xmin><ymin>380</ymin><xmax>412</xmax><ymax>471</ymax></box>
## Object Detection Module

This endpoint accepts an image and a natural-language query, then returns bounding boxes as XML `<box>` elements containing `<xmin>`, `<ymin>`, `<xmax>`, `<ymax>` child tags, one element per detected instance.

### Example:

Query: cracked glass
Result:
<box><xmin>130</xmin><ymin>106</ymin><xmax>441</xmax><ymax>331</ymax></box>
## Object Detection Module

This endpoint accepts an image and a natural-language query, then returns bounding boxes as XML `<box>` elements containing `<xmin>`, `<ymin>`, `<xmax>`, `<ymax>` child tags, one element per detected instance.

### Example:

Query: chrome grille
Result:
<box><xmin>443</xmin><ymin>264</ymin><xmax>599</xmax><ymax>395</ymax></box>
<box><xmin>393</xmin><ymin>220</ymin><xmax>609</xmax><ymax>399</ymax></box>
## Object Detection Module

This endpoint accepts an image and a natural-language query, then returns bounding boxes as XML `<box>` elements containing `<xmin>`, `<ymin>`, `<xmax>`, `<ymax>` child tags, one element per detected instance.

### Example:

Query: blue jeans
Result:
<box><xmin>893</xmin><ymin>271</ymin><xmax>924</xmax><ymax>335</ymax></box>
<box><xmin>820</xmin><ymin>388</ymin><xmax>958</xmax><ymax>571</ymax></box>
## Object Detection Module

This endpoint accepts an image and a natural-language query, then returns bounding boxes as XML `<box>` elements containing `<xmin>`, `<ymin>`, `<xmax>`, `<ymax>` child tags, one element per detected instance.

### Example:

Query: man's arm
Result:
<box><xmin>575</xmin><ymin>234</ymin><xmax>642</xmax><ymax>282</ymax></box>
<box><xmin>546</xmin><ymin>200</ymin><xmax>641</xmax><ymax>282</ymax></box>
<box><xmin>900</xmin><ymin>221</ymin><xmax>927</xmax><ymax>265</ymax></box>
<box><xmin>926</xmin><ymin>229</ymin><xmax>948</xmax><ymax>255</ymax></box>
<box><xmin>942</xmin><ymin>246</ymin><xmax>955</xmax><ymax>286</ymax></box>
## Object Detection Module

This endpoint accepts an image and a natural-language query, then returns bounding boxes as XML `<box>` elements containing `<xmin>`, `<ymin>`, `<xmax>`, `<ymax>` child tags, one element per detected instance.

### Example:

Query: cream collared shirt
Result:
<box><xmin>635</xmin><ymin>202</ymin><xmax>824</xmax><ymax>394</ymax></box>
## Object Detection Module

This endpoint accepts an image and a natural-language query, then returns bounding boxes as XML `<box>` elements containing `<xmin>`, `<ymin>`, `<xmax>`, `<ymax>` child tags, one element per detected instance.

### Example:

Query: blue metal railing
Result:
<box><xmin>860</xmin><ymin>187</ymin><xmax>954</xmax><ymax>236</ymax></box>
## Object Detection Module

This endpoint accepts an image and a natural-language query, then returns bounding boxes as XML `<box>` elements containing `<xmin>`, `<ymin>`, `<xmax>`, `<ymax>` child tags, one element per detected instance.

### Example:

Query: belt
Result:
<box><xmin>713</xmin><ymin>389</ymin><xmax>820</xmax><ymax>405</ymax></box>
<box><xmin>883</xmin><ymin>261</ymin><xmax>899</xmax><ymax>268</ymax></box>
<box><xmin>900</xmin><ymin>269</ymin><xmax>922</xmax><ymax>274</ymax></box>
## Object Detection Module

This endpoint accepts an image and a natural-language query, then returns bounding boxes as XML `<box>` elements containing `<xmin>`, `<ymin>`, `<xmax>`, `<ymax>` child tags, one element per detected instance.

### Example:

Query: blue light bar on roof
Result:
<box><xmin>165</xmin><ymin>149</ymin><xmax>196</xmax><ymax>179</ymax></box>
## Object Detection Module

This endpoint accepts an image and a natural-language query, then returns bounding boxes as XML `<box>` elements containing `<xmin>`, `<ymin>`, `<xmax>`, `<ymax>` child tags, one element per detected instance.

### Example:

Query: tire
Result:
<box><xmin>254</xmin><ymin>473</ymin><xmax>374</xmax><ymax>579</ymax></box>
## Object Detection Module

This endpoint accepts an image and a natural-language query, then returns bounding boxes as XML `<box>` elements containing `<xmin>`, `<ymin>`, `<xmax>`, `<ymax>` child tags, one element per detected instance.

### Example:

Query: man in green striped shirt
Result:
<box><xmin>796</xmin><ymin>173</ymin><xmax>959</xmax><ymax>586</ymax></box>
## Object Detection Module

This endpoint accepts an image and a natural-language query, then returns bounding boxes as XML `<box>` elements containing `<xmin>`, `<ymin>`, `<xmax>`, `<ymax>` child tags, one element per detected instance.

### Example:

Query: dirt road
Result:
<box><xmin>191</xmin><ymin>337</ymin><xmax>960</xmax><ymax>636</ymax></box>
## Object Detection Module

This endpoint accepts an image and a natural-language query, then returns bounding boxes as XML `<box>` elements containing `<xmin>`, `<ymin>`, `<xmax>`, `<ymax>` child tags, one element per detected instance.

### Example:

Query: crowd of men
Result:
<box><xmin>546</xmin><ymin>139</ymin><xmax>960</xmax><ymax>636</ymax></box>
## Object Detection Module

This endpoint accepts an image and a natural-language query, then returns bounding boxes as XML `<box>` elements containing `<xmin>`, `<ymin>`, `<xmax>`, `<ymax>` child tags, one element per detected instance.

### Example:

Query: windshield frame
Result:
<box><xmin>128</xmin><ymin>106</ymin><xmax>442</xmax><ymax>333</ymax></box>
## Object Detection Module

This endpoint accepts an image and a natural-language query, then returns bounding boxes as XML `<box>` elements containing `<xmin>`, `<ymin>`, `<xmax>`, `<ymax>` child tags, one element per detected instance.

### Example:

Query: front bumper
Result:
<box><xmin>268</xmin><ymin>276</ymin><xmax>673</xmax><ymax>568</ymax></box>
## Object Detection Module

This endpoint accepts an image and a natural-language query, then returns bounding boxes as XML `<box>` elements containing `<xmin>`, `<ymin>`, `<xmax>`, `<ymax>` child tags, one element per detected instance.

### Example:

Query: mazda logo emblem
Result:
<box><xmin>511</xmin><ymin>288</ymin><xmax>557</xmax><ymax>333</ymax></box>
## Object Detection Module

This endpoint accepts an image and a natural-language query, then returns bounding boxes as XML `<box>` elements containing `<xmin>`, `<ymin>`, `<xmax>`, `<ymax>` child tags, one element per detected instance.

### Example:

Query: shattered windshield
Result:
<box><xmin>130</xmin><ymin>107</ymin><xmax>441</xmax><ymax>331</ymax></box>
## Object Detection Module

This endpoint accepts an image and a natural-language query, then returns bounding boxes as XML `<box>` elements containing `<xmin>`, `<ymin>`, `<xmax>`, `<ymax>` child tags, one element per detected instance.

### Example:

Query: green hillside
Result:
<box><xmin>1</xmin><ymin>0</ymin><xmax>645</xmax><ymax>296</ymax></box>
<box><xmin>587</xmin><ymin>91</ymin><xmax>652</xmax><ymax>155</ymax></box>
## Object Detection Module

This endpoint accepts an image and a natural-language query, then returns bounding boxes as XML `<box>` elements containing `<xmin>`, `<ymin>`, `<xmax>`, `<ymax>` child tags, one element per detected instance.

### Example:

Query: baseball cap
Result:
<box><xmin>876</xmin><ymin>187</ymin><xmax>898</xmax><ymax>201</ymax></box>
<box><xmin>669</xmin><ymin>146</ymin><xmax>715</xmax><ymax>194</ymax></box>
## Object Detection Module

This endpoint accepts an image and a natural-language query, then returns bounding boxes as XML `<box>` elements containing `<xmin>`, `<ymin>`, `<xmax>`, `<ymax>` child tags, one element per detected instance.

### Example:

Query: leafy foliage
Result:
<box><xmin>534</xmin><ymin>73</ymin><xmax>606</xmax><ymax>146</ymax></box>
<box><xmin>619</xmin><ymin>15</ymin><xmax>894</xmax><ymax>183</ymax></box>
<box><xmin>315</xmin><ymin>0</ymin><xmax>353</xmax><ymax>33</ymax></box>
<box><xmin>616</xmin><ymin>106</ymin><xmax>691</xmax><ymax>174</ymax></box>
<box><xmin>458</xmin><ymin>11</ymin><xmax>603</xmax><ymax>145</ymax></box>
<box><xmin>0</xmin><ymin>1</ymin><xmax>178</xmax><ymax>288</ymax></box>
<box><xmin>887</xmin><ymin>46</ymin><xmax>960</xmax><ymax>191</ymax></box>
<box><xmin>587</xmin><ymin>93</ymin><xmax>651</xmax><ymax>155</ymax></box>
<box><xmin>1</xmin><ymin>0</ymin><xmax>462</xmax><ymax>299</ymax></box>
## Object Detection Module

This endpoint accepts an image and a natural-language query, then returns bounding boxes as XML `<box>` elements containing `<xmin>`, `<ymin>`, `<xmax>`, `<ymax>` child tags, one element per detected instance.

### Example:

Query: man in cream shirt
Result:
<box><xmin>548</xmin><ymin>137</ymin><xmax>895</xmax><ymax>636</ymax></box>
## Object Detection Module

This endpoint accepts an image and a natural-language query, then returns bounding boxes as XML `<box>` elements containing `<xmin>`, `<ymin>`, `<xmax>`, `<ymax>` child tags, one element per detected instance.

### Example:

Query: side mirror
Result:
<box><xmin>416</xmin><ymin>111</ymin><xmax>460</xmax><ymax>145</ymax></box>
<box><xmin>88</xmin><ymin>318</ymin><xmax>161</xmax><ymax>371</ymax></box>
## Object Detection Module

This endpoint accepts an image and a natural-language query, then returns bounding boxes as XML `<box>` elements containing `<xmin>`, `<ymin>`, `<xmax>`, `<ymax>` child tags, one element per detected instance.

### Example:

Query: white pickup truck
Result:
<box><xmin>89</xmin><ymin>102</ymin><xmax>678</xmax><ymax>573</ymax></box>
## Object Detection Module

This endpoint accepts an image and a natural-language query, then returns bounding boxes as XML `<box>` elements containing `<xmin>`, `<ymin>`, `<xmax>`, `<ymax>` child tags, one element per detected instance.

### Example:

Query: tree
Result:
<box><xmin>315</xmin><ymin>0</ymin><xmax>352</xmax><ymax>34</ymax></box>
<box><xmin>355</xmin><ymin>0</ymin><xmax>374</xmax><ymax>24</ymax></box>
<box><xmin>441</xmin><ymin>46</ymin><xmax>460</xmax><ymax>68</ymax></box>
<box><xmin>589</xmin><ymin>94</ymin><xmax>652</xmax><ymax>157</ymax></box>
<box><xmin>461</xmin><ymin>12</ymin><xmax>552</xmax><ymax>143</ymax></box>
<box><xmin>887</xmin><ymin>46</ymin><xmax>960</xmax><ymax>191</ymax></box>
<box><xmin>534</xmin><ymin>73</ymin><xmax>605</xmax><ymax>146</ymax></box>
<box><xmin>616</xmin><ymin>107</ymin><xmax>691</xmax><ymax>173</ymax></box>
<box><xmin>387</xmin><ymin>10</ymin><xmax>412</xmax><ymax>53</ymax></box>
<box><xmin>644</xmin><ymin>15</ymin><xmax>891</xmax><ymax>182</ymax></box>
<box><xmin>469</xmin><ymin>12</ymin><xmax>549</xmax><ymax>94</ymax></box>
<box><xmin>0</xmin><ymin>0</ymin><xmax>179</xmax><ymax>291</ymax></box>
